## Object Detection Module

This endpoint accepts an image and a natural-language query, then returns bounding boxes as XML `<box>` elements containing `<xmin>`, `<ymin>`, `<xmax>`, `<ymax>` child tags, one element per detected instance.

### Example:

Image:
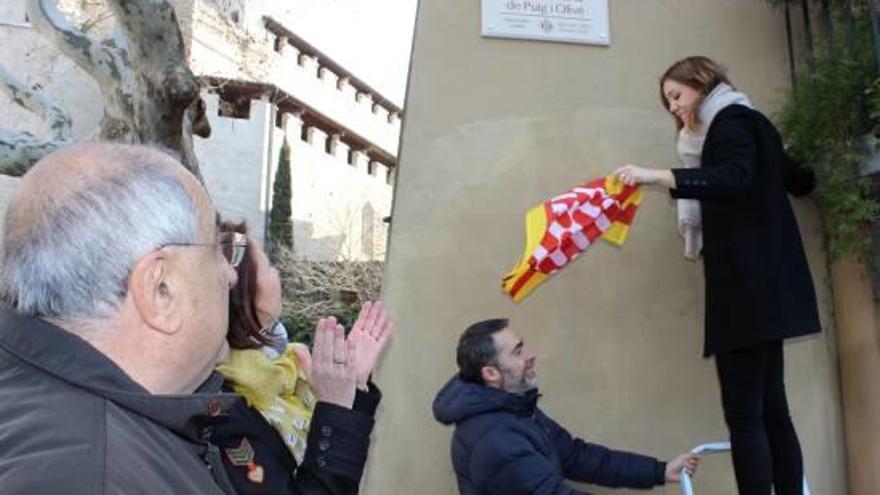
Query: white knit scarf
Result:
<box><xmin>676</xmin><ymin>83</ymin><xmax>752</xmax><ymax>260</ymax></box>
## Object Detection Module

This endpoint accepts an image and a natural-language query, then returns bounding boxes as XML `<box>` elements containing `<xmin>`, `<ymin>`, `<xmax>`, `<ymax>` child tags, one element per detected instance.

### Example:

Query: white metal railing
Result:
<box><xmin>680</xmin><ymin>442</ymin><xmax>811</xmax><ymax>495</ymax></box>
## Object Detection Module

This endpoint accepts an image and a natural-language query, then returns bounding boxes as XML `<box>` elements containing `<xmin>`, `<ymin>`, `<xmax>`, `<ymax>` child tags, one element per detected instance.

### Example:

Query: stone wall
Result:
<box><xmin>198</xmin><ymin>92</ymin><xmax>391</xmax><ymax>260</ymax></box>
<box><xmin>283</xmin><ymin>113</ymin><xmax>392</xmax><ymax>261</ymax></box>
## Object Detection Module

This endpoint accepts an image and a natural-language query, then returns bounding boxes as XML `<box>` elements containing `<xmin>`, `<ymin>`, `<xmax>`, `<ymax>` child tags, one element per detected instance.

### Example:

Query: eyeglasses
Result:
<box><xmin>159</xmin><ymin>231</ymin><xmax>248</xmax><ymax>268</ymax></box>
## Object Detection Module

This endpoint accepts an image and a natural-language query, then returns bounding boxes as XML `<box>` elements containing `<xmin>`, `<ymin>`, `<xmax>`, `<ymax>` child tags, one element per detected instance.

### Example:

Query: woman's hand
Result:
<box><xmin>297</xmin><ymin>302</ymin><xmax>395</xmax><ymax>392</ymax></box>
<box><xmin>290</xmin><ymin>343</ymin><xmax>312</xmax><ymax>375</ymax></box>
<box><xmin>248</xmin><ymin>238</ymin><xmax>282</xmax><ymax>328</ymax></box>
<box><xmin>347</xmin><ymin>301</ymin><xmax>395</xmax><ymax>390</ymax></box>
<box><xmin>305</xmin><ymin>317</ymin><xmax>358</xmax><ymax>409</ymax></box>
<box><xmin>613</xmin><ymin>165</ymin><xmax>676</xmax><ymax>189</ymax></box>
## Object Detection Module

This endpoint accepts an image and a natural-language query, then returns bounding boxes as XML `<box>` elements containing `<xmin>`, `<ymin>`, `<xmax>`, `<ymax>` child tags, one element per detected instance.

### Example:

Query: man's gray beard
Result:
<box><xmin>501</xmin><ymin>368</ymin><xmax>539</xmax><ymax>395</ymax></box>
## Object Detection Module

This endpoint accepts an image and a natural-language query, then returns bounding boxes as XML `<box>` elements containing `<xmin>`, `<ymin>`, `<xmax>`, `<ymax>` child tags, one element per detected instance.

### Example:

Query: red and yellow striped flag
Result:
<box><xmin>502</xmin><ymin>176</ymin><xmax>642</xmax><ymax>303</ymax></box>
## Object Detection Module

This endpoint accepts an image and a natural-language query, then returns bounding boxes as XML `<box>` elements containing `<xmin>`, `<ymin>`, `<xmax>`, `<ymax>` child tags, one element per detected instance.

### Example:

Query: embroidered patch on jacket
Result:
<box><xmin>225</xmin><ymin>437</ymin><xmax>265</xmax><ymax>484</ymax></box>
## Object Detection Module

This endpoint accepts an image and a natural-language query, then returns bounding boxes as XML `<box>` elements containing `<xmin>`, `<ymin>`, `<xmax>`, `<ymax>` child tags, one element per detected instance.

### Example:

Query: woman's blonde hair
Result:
<box><xmin>660</xmin><ymin>56</ymin><xmax>732</xmax><ymax>130</ymax></box>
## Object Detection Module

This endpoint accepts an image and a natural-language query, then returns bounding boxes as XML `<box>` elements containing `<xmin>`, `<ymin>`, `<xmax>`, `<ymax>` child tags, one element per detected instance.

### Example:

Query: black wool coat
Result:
<box><xmin>671</xmin><ymin>104</ymin><xmax>821</xmax><ymax>356</ymax></box>
<box><xmin>0</xmin><ymin>306</ymin><xmax>240</xmax><ymax>494</ymax></box>
<box><xmin>211</xmin><ymin>382</ymin><xmax>381</xmax><ymax>495</ymax></box>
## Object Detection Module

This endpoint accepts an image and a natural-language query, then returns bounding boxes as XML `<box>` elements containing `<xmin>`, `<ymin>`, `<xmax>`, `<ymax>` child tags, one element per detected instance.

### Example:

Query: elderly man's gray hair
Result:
<box><xmin>0</xmin><ymin>151</ymin><xmax>199</xmax><ymax>320</ymax></box>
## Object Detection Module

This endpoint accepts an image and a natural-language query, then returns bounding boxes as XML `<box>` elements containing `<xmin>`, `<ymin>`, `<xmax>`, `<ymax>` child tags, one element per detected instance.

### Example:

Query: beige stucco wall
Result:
<box><xmin>834</xmin><ymin>260</ymin><xmax>880</xmax><ymax>495</ymax></box>
<box><xmin>366</xmin><ymin>1</ymin><xmax>847</xmax><ymax>494</ymax></box>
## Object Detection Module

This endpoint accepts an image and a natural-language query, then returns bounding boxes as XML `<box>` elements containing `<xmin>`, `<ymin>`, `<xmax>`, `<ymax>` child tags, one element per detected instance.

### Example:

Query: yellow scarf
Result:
<box><xmin>217</xmin><ymin>345</ymin><xmax>317</xmax><ymax>465</ymax></box>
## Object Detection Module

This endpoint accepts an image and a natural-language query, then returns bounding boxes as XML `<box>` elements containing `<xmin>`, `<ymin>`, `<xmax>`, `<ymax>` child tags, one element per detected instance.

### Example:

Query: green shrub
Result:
<box><xmin>776</xmin><ymin>13</ymin><xmax>879</xmax><ymax>260</ymax></box>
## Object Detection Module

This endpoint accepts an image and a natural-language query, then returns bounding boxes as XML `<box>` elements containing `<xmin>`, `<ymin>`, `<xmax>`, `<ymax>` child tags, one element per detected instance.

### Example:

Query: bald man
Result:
<box><xmin>0</xmin><ymin>144</ymin><xmax>354</xmax><ymax>494</ymax></box>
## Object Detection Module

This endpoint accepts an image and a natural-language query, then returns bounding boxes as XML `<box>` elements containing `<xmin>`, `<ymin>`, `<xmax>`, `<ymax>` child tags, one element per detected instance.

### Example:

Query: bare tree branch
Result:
<box><xmin>274</xmin><ymin>247</ymin><xmax>384</xmax><ymax>327</ymax></box>
<box><xmin>180</xmin><ymin>109</ymin><xmax>204</xmax><ymax>184</ymax></box>
<box><xmin>0</xmin><ymin>62</ymin><xmax>71</xmax><ymax>174</ymax></box>
<box><xmin>26</xmin><ymin>0</ymin><xmax>136</xmax><ymax>140</ymax></box>
<box><xmin>0</xmin><ymin>130</ymin><xmax>68</xmax><ymax>176</ymax></box>
<box><xmin>81</xmin><ymin>9</ymin><xmax>115</xmax><ymax>35</ymax></box>
<box><xmin>0</xmin><ymin>63</ymin><xmax>71</xmax><ymax>140</ymax></box>
<box><xmin>0</xmin><ymin>0</ymin><xmax>208</xmax><ymax>179</ymax></box>
<box><xmin>26</xmin><ymin>0</ymin><xmax>126</xmax><ymax>90</ymax></box>
<box><xmin>188</xmin><ymin>97</ymin><xmax>212</xmax><ymax>139</ymax></box>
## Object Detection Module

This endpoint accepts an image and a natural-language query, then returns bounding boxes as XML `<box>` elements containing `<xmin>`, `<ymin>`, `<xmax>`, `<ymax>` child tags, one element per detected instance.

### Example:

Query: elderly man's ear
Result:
<box><xmin>128</xmin><ymin>252</ymin><xmax>183</xmax><ymax>335</ymax></box>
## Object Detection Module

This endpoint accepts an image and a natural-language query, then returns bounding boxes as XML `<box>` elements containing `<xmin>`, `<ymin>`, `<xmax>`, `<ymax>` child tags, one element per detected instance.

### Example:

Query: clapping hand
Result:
<box><xmin>296</xmin><ymin>317</ymin><xmax>358</xmax><ymax>409</ymax></box>
<box><xmin>289</xmin><ymin>302</ymin><xmax>395</xmax><ymax>407</ymax></box>
<box><xmin>347</xmin><ymin>301</ymin><xmax>395</xmax><ymax>390</ymax></box>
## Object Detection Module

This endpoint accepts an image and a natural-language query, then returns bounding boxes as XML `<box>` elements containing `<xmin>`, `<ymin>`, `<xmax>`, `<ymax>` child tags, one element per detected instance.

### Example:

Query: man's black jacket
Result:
<box><xmin>433</xmin><ymin>375</ymin><xmax>666</xmax><ymax>494</ymax></box>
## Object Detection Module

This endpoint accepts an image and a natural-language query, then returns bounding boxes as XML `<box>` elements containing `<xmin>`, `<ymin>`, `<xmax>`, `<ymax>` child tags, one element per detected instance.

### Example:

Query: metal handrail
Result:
<box><xmin>680</xmin><ymin>442</ymin><xmax>811</xmax><ymax>495</ymax></box>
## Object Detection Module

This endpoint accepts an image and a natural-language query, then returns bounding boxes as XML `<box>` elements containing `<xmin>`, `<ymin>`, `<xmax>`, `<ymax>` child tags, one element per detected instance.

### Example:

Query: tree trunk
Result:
<box><xmin>785</xmin><ymin>2</ymin><xmax>797</xmax><ymax>90</ymax></box>
<box><xmin>820</xmin><ymin>0</ymin><xmax>833</xmax><ymax>57</ymax></box>
<box><xmin>106</xmin><ymin>0</ymin><xmax>203</xmax><ymax>174</ymax></box>
<box><xmin>872</xmin><ymin>0</ymin><xmax>880</xmax><ymax>67</ymax></box>
<box><xmin>844</xmin><ymin>0</ymin><xmax>854</xmax><ymax>43</ymax></box>
<box><xmin>802</xmin><ymin>0</ymin><xmax>816</xmax><ymax>72</ymax></box>
<box><xmin>0</xmin><ymin>0</ymin><xmax>210</xmax><ymax>181</ymax></box>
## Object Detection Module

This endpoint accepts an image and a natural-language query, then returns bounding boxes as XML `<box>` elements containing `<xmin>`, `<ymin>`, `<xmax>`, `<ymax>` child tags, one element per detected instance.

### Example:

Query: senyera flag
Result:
<box><xmin>502</xmin><ymin>176</ymin><xmax>642</xmax><ymax>303</ymax></box>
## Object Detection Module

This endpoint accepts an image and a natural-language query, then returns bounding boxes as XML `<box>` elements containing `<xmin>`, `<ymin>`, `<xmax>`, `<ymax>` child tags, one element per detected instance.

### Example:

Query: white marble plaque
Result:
<box><xmin>481</xmin><ymin>0</ymin><xmax>610</xmax><ymax>46</ymax></box>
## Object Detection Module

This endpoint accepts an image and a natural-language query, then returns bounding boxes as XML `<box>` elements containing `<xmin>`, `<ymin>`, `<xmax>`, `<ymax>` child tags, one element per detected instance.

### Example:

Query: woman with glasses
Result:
<box><xmin>210</xmin><ymin>222</ymin><xmax>394</xmax><ymax>494</ymax></box>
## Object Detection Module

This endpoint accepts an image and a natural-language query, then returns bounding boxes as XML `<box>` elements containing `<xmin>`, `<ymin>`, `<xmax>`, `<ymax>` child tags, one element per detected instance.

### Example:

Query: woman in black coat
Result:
<box><xmin>614</xmin><ymin>56</ymin><xmax>820</xmax><ymax>495</ymax></box>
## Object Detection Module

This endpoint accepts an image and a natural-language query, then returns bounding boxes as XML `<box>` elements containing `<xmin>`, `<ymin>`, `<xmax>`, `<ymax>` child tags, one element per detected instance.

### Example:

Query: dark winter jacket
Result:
<box><xmin>671</xmin><ymin>104</ymin><xmax>821</xmax><ymax>356</ymax></box>
<box><xmin>211</xmin><ymin>381</ymin><xmax>381</xmax><ymax>494</ymax></box>
<box><xmin>0</xmin><ymin>305</ymin><xmax>239</xmax><ymax>494</ymax></box>
<box><xmin>433</xmin><ymin>376</ymin><xmax>666</xmax><ymax>495</ymax></box>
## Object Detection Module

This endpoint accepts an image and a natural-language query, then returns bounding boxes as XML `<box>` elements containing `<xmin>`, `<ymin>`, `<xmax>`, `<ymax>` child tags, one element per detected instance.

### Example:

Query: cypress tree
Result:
<box><xmin>269</xmin><ymin>139</ymin><xmax>293</xmax><ymax>253</ymax></box>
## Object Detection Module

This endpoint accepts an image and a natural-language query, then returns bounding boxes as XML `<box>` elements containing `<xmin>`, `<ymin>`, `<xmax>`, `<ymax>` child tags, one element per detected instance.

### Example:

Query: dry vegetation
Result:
<box><xmin>273</xmin><ymin>247</ymin><xmax>384</xmax><ymax>343</ymax></box>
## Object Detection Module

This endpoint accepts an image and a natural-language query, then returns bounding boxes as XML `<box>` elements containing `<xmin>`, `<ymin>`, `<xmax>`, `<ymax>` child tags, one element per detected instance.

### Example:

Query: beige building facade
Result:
<box><xmin>367</xmin><ymin>1</ymin><xmax>848</xmax><ymax>494</ymax></box>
